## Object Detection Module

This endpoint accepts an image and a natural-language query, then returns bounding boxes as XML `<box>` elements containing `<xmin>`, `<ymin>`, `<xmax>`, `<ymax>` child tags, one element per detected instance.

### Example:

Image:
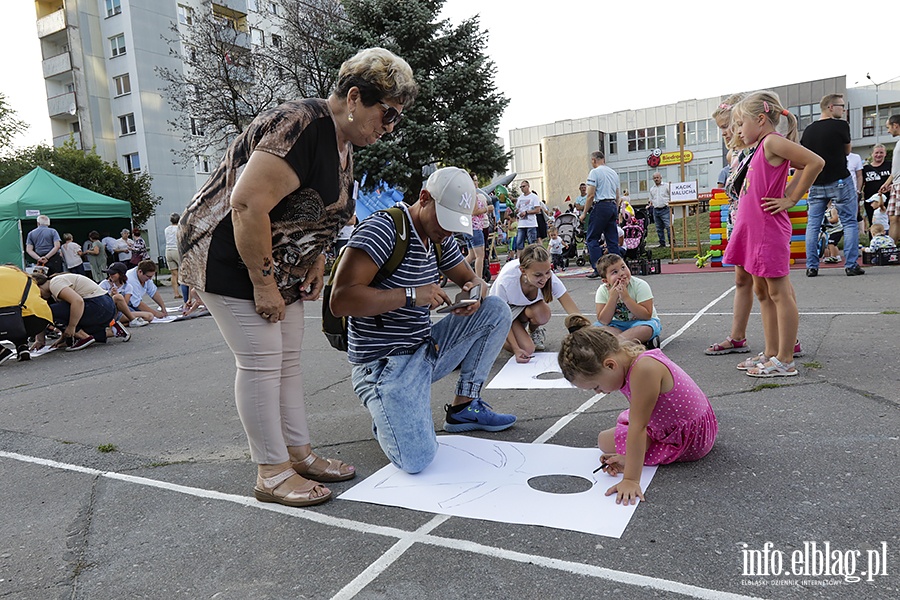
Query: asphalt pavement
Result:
<box><xmin>1</xmin><ymin>263</ymin><xmax>898</xmax><ymax>600</ymax></box>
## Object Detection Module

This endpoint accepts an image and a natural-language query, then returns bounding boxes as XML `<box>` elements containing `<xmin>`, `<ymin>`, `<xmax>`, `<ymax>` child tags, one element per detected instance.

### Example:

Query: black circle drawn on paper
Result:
<box><xmin>534</xmin><ymin>371</ymin><xmax>565</xmax><ymax>380</ymax></box>
<box><xmin>527</xmin><ymin>474</ymin><xmax>593</xmax><ymax>494</ymax></box>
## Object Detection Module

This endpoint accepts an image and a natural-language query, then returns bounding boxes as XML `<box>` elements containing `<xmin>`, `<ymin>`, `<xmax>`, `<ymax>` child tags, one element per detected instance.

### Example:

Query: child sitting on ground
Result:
<box><xmin>559</xmin><ymin>314</ymin><xmax>718</xmax><ymax>505</ymax></box>
<box><xmin>868</xmin><ymin>194</ymin><xmax>890</xmax><ymax>237</ymax></box>
<box><xmin>99</xmin><ymin>261</ymin><xmax>154</xmax><ymax>328</ymax></box>
<box><xmin>594</xmin><ymin>253</ymin><xmax>661</xmax><ymax>347</ymax></box>
<box><xmin>867</xmin><ymin>223</ymin><xmax>896</xmax><ymax>252</ymax></box>
<box><xmin>547</xmin><ymin>226</ymin><xmax>568</xmax><ymax>271</ymax></box>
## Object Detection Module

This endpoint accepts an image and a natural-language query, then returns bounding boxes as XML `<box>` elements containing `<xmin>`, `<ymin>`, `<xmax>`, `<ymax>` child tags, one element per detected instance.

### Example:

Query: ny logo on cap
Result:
<box><xmin>459</xmin><ymin>192</ymin><xmax>472</xmax><ymax>210</ymax></box>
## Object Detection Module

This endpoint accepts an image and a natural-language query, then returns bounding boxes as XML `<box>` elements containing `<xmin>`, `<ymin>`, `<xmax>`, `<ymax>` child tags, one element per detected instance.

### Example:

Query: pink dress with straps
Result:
<box><xmin>723</xmin><ymin>133</ymin><xmax>792</xmax><ymax>278</ymax></box>
<box><xmin>615</xmin><ymin>349</ymin><xmax>718</xmax><ymax>465</ymax></box>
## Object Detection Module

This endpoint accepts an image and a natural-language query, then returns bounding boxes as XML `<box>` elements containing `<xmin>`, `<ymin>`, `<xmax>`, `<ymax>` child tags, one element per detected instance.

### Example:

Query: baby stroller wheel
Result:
<box><xmin>576</xmin><ymin>256</ymin><xmax>585</xmax><ymax>266</ymax></box>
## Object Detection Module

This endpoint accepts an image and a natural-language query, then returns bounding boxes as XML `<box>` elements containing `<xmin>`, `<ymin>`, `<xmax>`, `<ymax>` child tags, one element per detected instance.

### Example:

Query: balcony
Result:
<box><xmin>37</xmin><ymin>8</ymin><xmax>66</xmax><ymax>38</ymax></box>
<box><xmin>42</xmin><ymin>52</ymin><xmax>72</xmax><ymax>79</ymax></box>
<box><xmin>48</xmin><ymin>92</ymin><xmax>77</xmax><ymax>118</ymax></box>
<box><xmin>53</xmin><ymin>133</ymin><xmax>82</xmax><ymax>150</ymax></box>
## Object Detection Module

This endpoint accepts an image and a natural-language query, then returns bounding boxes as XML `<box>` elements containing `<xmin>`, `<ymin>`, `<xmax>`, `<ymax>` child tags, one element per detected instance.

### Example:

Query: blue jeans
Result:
<box><xmin>49</xmin><ymin>294</ymin><xmax>116</xmax><ymax>342</ymax></box>
<box><xmin>514</xmin><ymin>226</ymin><xmax>537</xmax><ymax>249</ymax></box>
<box><xmin>586</xmin><ymin>201</ymin><xmax>621</xmax><ymax>271</ymax></box>
<box><xmin>806</xmin><ymin>177</ymin><xmax>859</xmax><ymax>269</ymax></box>
<box><xmin>350</xmin><ymin>295</ymin><xmax>512</xmax><ymax>473</ymax></box>
<box><xmin>595</xmin><ymin>317</ymin><xmax>663</xmax><ymax>338</ymax></box>
<box><xmin>653</xmin><ymin>207</ymin><xmax>670</xmax><ymax>246</ymax></box>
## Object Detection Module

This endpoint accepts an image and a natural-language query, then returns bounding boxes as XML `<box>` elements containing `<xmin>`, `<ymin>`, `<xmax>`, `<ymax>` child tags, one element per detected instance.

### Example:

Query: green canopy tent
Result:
<box><xmin>0</xmin><ymin>167</ymin><xmax>132</xmax><ymax>268</ymax></box>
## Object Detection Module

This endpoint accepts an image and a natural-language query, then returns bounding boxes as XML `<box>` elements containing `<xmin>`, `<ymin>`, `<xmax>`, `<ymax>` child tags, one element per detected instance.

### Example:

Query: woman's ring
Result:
<box><xmin>261</xmin><ymin>313</ymin><xmax>270</xmax><ymax>318</ymax></box>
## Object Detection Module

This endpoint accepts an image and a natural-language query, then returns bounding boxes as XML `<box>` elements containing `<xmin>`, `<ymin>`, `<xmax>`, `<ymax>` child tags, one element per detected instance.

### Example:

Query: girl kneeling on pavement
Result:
<box><xmin>489</xmin><ymin>244</ymin><xmax>582</xmax><ymax>362</ymax></box>
<box><xmin>31</xmin><ymin>272</ymin><xmax>116</xmax><ymax>352</ymax></box>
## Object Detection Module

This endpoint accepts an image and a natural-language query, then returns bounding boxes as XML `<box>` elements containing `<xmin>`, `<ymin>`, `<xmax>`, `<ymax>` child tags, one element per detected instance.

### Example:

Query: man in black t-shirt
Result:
<box><xmin>862</xmin><ymin>144</ymin><xmax>892</xmax><ymax>230</ymax></box>
<box><xmin>800</xmin><ymin>94</ymin><xmax>864</xmax><ymax>277</ymax></box>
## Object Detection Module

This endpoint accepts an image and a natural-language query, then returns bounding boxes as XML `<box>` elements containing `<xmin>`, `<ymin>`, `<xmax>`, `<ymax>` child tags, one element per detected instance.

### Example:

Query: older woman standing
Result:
<box><xmin>178</xmin><ymin>47</ymin><xmax>418</xmax><ymax>508</ymax></box>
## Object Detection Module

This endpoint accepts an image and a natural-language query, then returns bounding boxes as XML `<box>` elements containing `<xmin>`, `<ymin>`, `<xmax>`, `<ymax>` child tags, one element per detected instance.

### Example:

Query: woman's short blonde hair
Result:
<box><xmin>335</xmin><ymin>47</ymin><xmax>418</xmax><ymax>107</ymax></box>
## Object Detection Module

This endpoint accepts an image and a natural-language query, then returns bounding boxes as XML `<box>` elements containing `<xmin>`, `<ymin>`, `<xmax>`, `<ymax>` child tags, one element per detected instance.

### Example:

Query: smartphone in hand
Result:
<box><xmin>436</xmin><ymin>286</ymin><xmax>481</xmax><ymax>313</ymax></box>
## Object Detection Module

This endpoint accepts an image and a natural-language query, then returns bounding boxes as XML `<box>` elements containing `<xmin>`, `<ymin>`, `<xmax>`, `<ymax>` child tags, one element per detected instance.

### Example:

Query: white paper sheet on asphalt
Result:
<box><xmin>339</xmin><ymin>436</ymin><xmax>656</xmax><ymax>538</ymax></box>
<box><xmin>486</xmin><ymin>352</ymin><xmax>576</xmax><ymax>389</ymax></box>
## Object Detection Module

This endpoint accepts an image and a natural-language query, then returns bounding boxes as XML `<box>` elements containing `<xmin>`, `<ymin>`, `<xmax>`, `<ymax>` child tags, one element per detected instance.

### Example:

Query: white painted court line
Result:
<box><xmin>0</xmin><ymin>450</ymin><xmax>763</xmax><ymax>600</ymax></box>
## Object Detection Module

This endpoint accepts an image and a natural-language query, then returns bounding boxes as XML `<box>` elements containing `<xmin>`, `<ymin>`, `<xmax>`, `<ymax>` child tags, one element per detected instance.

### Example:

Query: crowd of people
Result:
<box><xmin>0</xmin><ymin>255</ymin><xmax>202</xmax><ymax>366</ymax></box>
<box><xmin>23</xmin><ymin>214</ymin><xmax>154</xmax><ymax>283</ymax></box>
<box><xmin>5</xmin><ymin>41</ymin><xmax>897</xmax><ymax>512</ymax></box>
<box><xmin>2</xmin><ymin>211</ymin><xmax>200</xmax><ymax>364</ymax></box>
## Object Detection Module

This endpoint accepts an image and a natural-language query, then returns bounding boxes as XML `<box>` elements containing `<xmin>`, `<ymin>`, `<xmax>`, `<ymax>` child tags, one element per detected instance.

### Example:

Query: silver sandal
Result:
<box><xmin>746</xmin><ymin>356</ymin><xmax>798</xmax><ymax>378</ymax></box>
<box><xmin>736</xmin><ymin>352</ymin><xmax>767</xmax><ymax>371</ymax></box>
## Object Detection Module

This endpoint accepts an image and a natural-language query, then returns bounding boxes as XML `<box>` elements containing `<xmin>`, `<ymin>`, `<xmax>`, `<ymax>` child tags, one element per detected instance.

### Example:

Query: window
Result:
<box><xmin>271</xmin><ymin>33</ymin><xmax>282</xmax><ymax>49</ymax></box>
<box><xmin>110</xmin><ymin>34</ymin><xmax>126</xmax><ymax>57</ymax></box>
<box><xmin>195</xmin><ymin>155</ymin><xmax>211</xmax><ymax>173</ymax></box>
<box><xmin>268</xmin><ymin>2</ymin><xmax>279</xmax><ymax>15</ymax></box>
<box><xmin>620</xmin><ymin>168</ymin><xmax>653</xmax><ymax>194</ymax></box>
<box><xmin>177</xmin><ymin>4</ymin><xmax>193</xmax><ymax>26</ymax></box>
<box><xmin>790</xmin><ymin>104</ymin><xmax>821</xmax><ymax>136</ymax></box>
<box><xmin>124</xmin><ymin>153</ymin><xmax>141</xmax><ymax>173</ymax></box>
<box><xmin>190</xmin><ymin>117</ymin><xmax>205</xmax><ymax>136</ymax></box>
<box><xmin>113</xmin><ymin>73</ymin><xmax>131</xmax><ymax>96</ymax></box>
<box><xmin>216</xmin><ymin>14</ymin><xmax>238</xmax><ymax>31</ymax></box>
<box><xmin>686</xmin><ymin>164</ymin><xmax>710</xmax><ymax>190</ymax></box>
<box><xmin>248</xmin><ymin>0</ymin><xmax>258</xmax><ymax>11</ymax></box>
<box><xmin>65</xmin><ymin>82</ymin><xmax>75</xmax><ymax>94</ymax></box>
<box><xmin>684</xmin><ymin>119</ymin><xmax>716</xmax><ymax>145</ymax></box>
<box><xmin>105</xmin><ymin>0</ymin><xmax>121</xmax><ymax>18</ymax></box>
<box><xmin>626</xmin><ymin>126</ymin><xmax>666</xmax><ymax>153</ymax></box>
<box><xmin>71</xmin><ymin>121</ymin><xmax>80</xmax><ymax>134</ymax></box>
<box><xmin>251</xmin><ymin>27</ymin><xmax>264</xmax><ymax>46</ymax></box>
<box><xmin>862</xmin><ymin>102</ymin><xmax>900</xmax><ymax>138</ymax></box>
<box><xmin>118</xmin><ymin>113</ymin><xmax>135</xmax><ymax>135</ymax></box>
<box><xmin>608</xmin><ymin>132</ymin><xmax>618</xmax><ymax>155</ymax></box>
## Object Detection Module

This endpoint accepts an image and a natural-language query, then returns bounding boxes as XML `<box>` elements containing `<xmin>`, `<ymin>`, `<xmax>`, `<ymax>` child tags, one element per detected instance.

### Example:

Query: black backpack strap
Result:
<box><xmin>374</xmin><ymin>207</ymin><xmax>410</xmax><ymax>285</ymax></box>
<box><xmin>19</xmin><ymin>278</ymin><xmax>32</xmax><ymax>307</ymax></box>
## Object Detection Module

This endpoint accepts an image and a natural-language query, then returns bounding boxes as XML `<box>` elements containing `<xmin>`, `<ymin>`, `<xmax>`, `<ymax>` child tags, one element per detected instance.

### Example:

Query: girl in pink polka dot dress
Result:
<box><xmin>559</xmin><ymin>315</ymin><xmax>718</xmax><ymax>505</ymax></box>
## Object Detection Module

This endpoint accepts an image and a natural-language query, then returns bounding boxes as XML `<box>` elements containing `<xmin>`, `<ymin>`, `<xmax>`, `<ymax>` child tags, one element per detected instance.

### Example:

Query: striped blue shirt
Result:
<box><xmin>346</xmin><ymin>204</ymin><xmax>464</xmax><ymax>364</ymax></box>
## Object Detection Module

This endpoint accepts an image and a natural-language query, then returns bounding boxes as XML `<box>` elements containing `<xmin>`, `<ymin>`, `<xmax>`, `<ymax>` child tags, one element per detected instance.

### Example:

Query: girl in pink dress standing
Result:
<box><xmin>724</xmin><ymin>91</ymin><xmax>824</xmax><ymax>377</ymax></box>
<box><xmin>559</xmin><ymin>315</ymin><xmax>718</xmax><ymax>506</ymax></box>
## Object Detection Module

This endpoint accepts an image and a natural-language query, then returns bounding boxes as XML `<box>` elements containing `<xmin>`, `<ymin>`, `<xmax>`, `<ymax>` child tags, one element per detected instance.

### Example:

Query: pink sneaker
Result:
<box><xmin>793</xmin><ymin>340</ymin><xmax>803</xmax><ymax>357</ymax></box>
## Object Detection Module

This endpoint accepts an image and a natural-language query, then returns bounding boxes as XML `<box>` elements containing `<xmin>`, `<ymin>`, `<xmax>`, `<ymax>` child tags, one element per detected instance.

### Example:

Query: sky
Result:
<box><xmin>4</xmin><ymin>0</ymin><xmax>900</xmax><ymax>151</ymax></box>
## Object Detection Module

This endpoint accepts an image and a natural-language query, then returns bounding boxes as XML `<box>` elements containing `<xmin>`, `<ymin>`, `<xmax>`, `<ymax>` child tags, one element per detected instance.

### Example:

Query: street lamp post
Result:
<box><xmin>866</xmin><ymin>73</ymin><xmax>880</xmax><ymax>144</ymax></box>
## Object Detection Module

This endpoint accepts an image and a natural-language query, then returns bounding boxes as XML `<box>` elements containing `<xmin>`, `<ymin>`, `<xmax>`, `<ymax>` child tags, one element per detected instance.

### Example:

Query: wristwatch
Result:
<box><xmin>405</xmin><ymin>287</ymin><xmax>416</xmax><ymax>308</ymax></box>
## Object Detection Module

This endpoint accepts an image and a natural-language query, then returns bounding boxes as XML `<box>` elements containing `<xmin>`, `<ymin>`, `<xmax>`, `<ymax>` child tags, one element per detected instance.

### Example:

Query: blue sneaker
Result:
<box><xmin>443</xmin><ymin>399</ymin><xmax>516</xmax><ymax>433</ymax></box>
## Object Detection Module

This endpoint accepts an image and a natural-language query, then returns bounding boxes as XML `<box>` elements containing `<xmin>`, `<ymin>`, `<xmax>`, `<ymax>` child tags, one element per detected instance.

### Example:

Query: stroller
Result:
<box><xmin>553</xmin><ymin>212</ymin><xmax>589</xmax><ymax>267</ymax></box>
<box><xmin>621</xmin><ymin>206</ymin><xmax>652</xmax><ymax>260</ymax></box>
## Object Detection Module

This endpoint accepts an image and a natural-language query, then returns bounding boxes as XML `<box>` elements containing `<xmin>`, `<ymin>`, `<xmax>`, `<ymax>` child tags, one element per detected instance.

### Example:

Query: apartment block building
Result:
<box><xmin>510</xmin><ymin>76</ymin><xmax>900</xmax><ymax>209</ymax></box>
<box><xmin>34</xmin><ymin>0</ymin><xmax>281</xmax><ymax>255</ymax></box>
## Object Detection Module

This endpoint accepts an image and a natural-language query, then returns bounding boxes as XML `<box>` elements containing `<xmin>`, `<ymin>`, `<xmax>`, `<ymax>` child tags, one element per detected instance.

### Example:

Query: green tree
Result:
<box><xmin>329</xmin><ymin>0</ymin><xmax>510</xmax><ymax>194</ymax></box>
<box><xmin>0</xmin><ymin>92</ymin><xmax>28</xmax><ymax>154</ymax></box>
<box><xmin>0</xmin><ymin>140</ymin><xmax>161</xmax><ymax>226</ymax></box>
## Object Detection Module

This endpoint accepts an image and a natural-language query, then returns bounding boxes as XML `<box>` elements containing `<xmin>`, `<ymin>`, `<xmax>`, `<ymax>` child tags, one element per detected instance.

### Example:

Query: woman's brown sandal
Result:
<box><xmin>292</xmin><ymin>452</ymin><xmax>356</xmax><ymax>483</ymax></box>
<box><xmin>253</xmin><ymin>468</ymin><xmax>332</xmax><ymax>507</ymax></box>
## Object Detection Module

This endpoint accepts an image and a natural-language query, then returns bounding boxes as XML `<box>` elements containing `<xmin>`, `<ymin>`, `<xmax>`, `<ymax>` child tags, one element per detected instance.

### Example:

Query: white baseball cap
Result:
<box><xmin>425</xmin><ymin>167</ymin><xmax>475</xmax><ymax>235</ymax></box>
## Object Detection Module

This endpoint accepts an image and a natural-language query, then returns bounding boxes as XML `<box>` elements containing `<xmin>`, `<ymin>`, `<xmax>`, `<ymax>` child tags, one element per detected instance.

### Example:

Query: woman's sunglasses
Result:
<box><xmin>379</xmin><ymin>102</ymin><xmax>402</xmax><ymax>126</ymax></box>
